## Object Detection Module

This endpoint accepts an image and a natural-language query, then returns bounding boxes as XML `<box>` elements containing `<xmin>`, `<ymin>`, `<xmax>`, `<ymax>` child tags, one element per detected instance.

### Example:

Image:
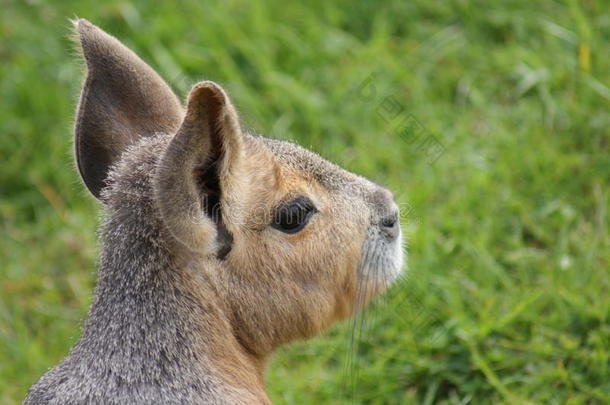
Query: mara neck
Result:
<box><xmin>74</xmin><ymin>213</ymin><xmax>271</xmax><ymax>403</ymax></box>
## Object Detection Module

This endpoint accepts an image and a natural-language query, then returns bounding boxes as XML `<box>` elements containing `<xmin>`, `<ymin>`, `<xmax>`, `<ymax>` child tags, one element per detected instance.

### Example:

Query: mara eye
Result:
<box><xmin>271</xmin><ymin>196</ymin><xmax>317</xmax><ymax>234</ymax></box>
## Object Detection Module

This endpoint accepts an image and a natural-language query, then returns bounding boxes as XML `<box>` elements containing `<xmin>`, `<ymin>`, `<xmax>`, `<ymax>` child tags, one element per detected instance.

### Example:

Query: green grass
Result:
<box><xmin>1</xmin><ymin>0</ymin><xmax>609</xmax><ymax>403</ymax></box>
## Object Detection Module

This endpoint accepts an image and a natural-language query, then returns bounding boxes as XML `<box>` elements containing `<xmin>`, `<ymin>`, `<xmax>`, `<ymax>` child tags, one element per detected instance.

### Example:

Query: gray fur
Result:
<box><xmin>25</xmin><ymin>135</ymin><xmax>254</xmax><ymax>404</ymax></box>
<box><xmin>24</xmin><ymin>20</ymin><xmax>404</xmax><ymax>405</ymax></box>
<box><xmin>74</xmin><ymin>19</ymin><xmax>183</xmax><ymax>199</ymax></box>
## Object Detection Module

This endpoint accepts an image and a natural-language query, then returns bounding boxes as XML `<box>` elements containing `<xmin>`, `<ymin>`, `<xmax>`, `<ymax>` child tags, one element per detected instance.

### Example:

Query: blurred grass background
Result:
<box><xmin>1</xmin><ymin>0</ymin><xmax>609</xmax><ymax>404</ymax></box>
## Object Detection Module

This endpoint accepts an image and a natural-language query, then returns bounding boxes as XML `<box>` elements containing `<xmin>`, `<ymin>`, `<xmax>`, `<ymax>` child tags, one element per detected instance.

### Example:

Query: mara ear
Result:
<box><xmin>73</xmin><ymin>19</ymin><xmax>183</xmax><ymax>199</ymax></box>
<box><xmin>154</xmin><ymin>81</ymin><xmax>242</xmax><ymax>255</ymax></box>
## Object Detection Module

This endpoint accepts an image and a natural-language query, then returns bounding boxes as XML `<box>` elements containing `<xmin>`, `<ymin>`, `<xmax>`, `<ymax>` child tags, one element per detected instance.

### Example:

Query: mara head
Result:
<box><xmin>74</xmin><ymin>19</ymin><xmax>404</xmax><ymax>356</ymax></box>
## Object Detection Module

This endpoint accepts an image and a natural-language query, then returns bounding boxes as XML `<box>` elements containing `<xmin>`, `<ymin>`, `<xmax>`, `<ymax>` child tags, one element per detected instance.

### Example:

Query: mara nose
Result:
<box><xmin>371</xmin><ymin>187</ymin><xmax>400</xmax><ymax>240</ymax></box>
<box><xmin>380</xmin><ymin>210</ymin><xmax>400</xmax><ymax>240</ymax></box>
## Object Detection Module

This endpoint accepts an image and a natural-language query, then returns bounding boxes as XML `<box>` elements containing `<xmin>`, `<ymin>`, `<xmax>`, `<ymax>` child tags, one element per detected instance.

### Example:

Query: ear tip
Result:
<box><xmin>71</xmin><ymin>20</ymin><xmax>139</xmax><ymax>75</ymax></box>
<box><xmin>192</xmin><ymin>81</ymin><xmax>225</xmax><ymax>95</ymax></box>
<box><xmin>74</xmin><ymin>18</ymin><xmax>91</xmax><ymax>28</ymax></box>
<box><xmin>72</xmin><ymin>18</ymin><xmax>111</xmax><ymax>58</ymax></box>
<box><xmin>71</xmin><ymin>18</ymin><xmax>94</xmax><ymax>54</ymax></box>
<box><xmin>187</xmin><ymin>81</ymin><xmax>228</xmax><ymax>105</ymax></box>
<box><xmin>71</xmin><ymin>18</ymin><xmax>94</xmax><ymax>38</ymax></box>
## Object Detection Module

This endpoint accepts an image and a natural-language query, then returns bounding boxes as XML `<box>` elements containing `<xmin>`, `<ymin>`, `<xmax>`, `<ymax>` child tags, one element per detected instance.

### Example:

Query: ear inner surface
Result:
<box><xmin>154</xmin><ymin>81</ymin><xmax>242</xmax><ymax>255</ymax></box>
<box><xmin>74</xmin><ymin>19</ymin><xmax>183</xmax><ymax>199</ymax></box>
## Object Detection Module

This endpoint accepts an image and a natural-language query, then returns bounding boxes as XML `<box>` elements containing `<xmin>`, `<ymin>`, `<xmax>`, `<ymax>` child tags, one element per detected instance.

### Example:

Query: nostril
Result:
<box><xmin>380</xmin><ymin>212</ymin><xmax>400</xmax><ymax>239</ymax></box>
<box><xmin>370</xmin><ymin>186</ymin><xmax>400</xmax><ymax>238</ymax></box>
<box><xmin>381</xmin><ymin>215</ymin><xmax>397</xmax><ymax>228</ymax></box>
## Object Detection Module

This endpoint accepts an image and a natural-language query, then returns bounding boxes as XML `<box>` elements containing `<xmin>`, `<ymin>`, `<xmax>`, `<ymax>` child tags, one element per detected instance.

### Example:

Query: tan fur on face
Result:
<box><xmin>215</xmin><ymin>136</ymin><xmax>369</xmax><ymax>355</ymax></box>
<box><xmin>24</xmin><ymin>19</ymin><xmax>404</xmax><ymax>405</ymax></box>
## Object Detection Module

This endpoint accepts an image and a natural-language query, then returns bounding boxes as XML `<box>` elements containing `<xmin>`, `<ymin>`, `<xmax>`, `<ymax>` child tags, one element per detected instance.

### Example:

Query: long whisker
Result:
<box><xmin>351</xmin><ymin>242</ymin><xmax>383</xmax><ymax>403</ymax></box>
<box><xmin>366</xmin><ymin>255</ymin><xmax>388</xmax><ymax>333</ymax></box>
<box><xmin>343</xmin><ymin>241</ymin><xmax>370</xmax><ymax>402</ymax></box>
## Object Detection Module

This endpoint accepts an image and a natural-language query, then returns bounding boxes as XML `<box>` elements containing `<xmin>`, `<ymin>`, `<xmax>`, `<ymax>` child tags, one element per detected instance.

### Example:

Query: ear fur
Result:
<box><xmin>73</xmin><ymin>19</ymin><xmax>183</xmax><ymax>199</ymax></box>
<box><xmin>154</xmin><ymin>81</ymin><xmax>242</xmax><ymax>254</ymax></box>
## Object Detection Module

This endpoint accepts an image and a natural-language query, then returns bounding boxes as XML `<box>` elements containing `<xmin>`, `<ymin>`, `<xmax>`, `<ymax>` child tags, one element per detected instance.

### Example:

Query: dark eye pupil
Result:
<box><xmin>272</xmin><ymin>197</ymin><xmax>316</xmax><ymax>234</ymax></box>
<box><xmin>279</xmin><ymin>210</ymin><xmax>301</xmax><ymax>229</ymax></box>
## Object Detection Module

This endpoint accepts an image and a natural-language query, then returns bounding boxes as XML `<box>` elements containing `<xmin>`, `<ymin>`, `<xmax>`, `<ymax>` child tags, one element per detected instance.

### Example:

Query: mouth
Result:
<box><xmin>357</xmin><ymin>226</ymin><xmax>406</xmax><ymax>298</ymax></box>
